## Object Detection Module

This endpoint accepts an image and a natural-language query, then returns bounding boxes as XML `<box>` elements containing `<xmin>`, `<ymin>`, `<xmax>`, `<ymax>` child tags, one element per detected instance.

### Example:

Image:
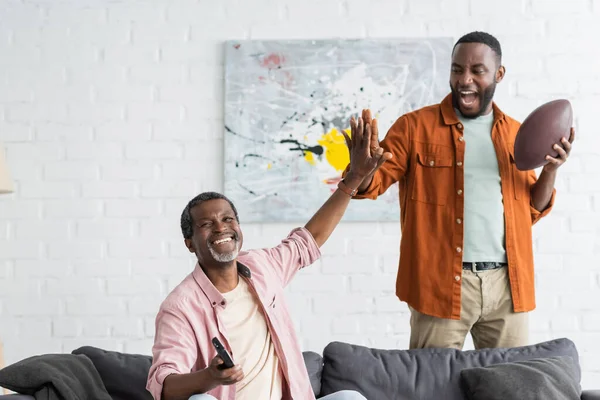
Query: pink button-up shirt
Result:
<box><xmin>146</xmin><ymin>227</ymin><xmax>321</xmax><ymax>400</ymax></box>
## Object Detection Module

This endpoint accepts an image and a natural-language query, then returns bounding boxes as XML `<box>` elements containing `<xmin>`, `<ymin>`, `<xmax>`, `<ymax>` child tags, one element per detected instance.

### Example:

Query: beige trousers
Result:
<box><xmin>409</xmin><ymin>267</ymin><xmax>529</xmax><ymax>350</ymax></box>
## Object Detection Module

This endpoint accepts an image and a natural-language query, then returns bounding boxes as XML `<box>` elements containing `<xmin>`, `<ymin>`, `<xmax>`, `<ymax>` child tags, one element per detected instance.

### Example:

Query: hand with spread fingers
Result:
<box><xmin>341</xmin><ymin>109</ymin><xmax>393</xmax><ymax>184</ymax></box>
<box><xmin>542</xmin><ymin>127</ymin><xmax>575</xmax><ymax>173</ymax></box>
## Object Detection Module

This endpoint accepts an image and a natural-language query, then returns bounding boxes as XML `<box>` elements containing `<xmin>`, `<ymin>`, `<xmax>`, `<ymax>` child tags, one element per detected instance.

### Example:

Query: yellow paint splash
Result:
<box><xmin>304</xmin><ymin>152</ymin><xmax>316</xmax><ymax>166</ymax></box>
<box><xmin>317</xmin><ymin>128</ymin><xmax>351</xmax><ymax>172</ymax></box>
<box><xmin>304</xmin><ymin>128</ymin><xmax>352</xmax><ymax>171</ymax></box>
<box><xmin>303</xmin><ymin>127</ymin><xmax>351</xmax><ymax>171</ymax></box>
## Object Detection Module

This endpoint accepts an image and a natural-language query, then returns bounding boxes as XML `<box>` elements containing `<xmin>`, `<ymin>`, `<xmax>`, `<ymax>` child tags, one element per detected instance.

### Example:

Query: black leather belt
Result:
<box><xmin>462</xmin><ymin>262</ymin><xmax>507</xmax><ymax>272</ymax></box>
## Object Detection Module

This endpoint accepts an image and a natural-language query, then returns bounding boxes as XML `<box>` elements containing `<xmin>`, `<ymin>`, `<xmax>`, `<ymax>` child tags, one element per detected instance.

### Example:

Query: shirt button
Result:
<box><xmin>457</xmin><ymin>123</ymin><xmax>463</xmax><ymax>130</ymax></box>
<box><xmin>456</xmin><ymin>247</ymin><xmax>462</xmax><ymax>253</ymax></box>
<box><xmin>457</xmin><ymin>189</ymin><xmax>463</xmax><ymax>195</ymax></box>
<box><xmin>456</xmin><ymin>218</ymin><xmax>462</xmax><ymax>224</ymax></box>
<box><xmin>429</xmin><ymin>160</ymin><xmax>435</xmax><ymax>166</ymax></box>
<box><xmin>455</xmin><ymin>275</ymin><xmax>461</xmax><ymax>281</ymax></box>
<box><xmin>457</xmin><ymin>161</ymin><xmax>463</xmax><ymax>166</ymax></box>
<box><xmin>458</xmin><ymin>136</ymin><xmax>464</xmax><ymax>142</ymax></box>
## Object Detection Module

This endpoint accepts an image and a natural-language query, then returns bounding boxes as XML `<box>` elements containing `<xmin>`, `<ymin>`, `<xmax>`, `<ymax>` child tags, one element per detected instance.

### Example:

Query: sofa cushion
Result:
<box><xmin>582</xmin><ymin>390</ymin><xmax>600</xmax><ymax>400</ymax></box>
<box><xmin>460</xmin><ymin>356</ymin><xmax>581</xmax><ymax>400</ymax></box>
<box><xmin>303</xmin><ymin>351</ymin><xmax>323</xmax><ymax>396</ymax></box>
<box><xmin>72</xmin><ymin>346</ymin><xmax>323</xmax><ymax>399</ymax></box>
<box><xmin>319</xmin><ymin>338</ymin><xmax>580</xmax><ymax>400</ymax></box>
<box><xmin>72</xmin><ymin>347</ymin><xmax>152</xmax><ymax>400</ymax></box>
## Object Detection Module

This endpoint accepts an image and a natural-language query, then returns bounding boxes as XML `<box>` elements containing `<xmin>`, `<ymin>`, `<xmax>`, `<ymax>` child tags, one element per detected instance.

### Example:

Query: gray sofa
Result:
<box><xmin>1</xmin><ymin>338</ymin><xmax>599</xmax><ymax>399</ymax></box>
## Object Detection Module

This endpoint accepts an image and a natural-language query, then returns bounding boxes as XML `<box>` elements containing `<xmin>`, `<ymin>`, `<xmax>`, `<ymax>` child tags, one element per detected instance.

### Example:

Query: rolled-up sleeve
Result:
<box><xmin>146</xmin><ymin>304</ymin><xmax>198</xmax><ymax>400</ymax></box>
<box><xmin>258</xmin><ymin>227</ymin><xmax>321</xmax><ymax>287</ymax></box>
<box><xmin>351</xmin><ymin>169</ymin><xmax>386</xmax><ymax>200</ymax></box>
<box><xmin>528</xmin><ymin>170</ymin><xmax>556</xmax><ymax>225</ymax></box>
<box><xmin>342</xmin><ymin>115</ymin><xmax>410</xmax><ymax>200</ymax></box>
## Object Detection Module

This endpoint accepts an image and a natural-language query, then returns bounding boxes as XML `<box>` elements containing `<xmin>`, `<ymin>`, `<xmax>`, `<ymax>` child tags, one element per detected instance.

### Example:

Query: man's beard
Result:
<box><xmin>207</xmin><ymin>238</ymin><xmax>240</xmax><ymax>263</ymax></box>
<box><xmin>451</xmin><ymin>82</ymin><xmax>496</xmax><ymax>119</ymax></box>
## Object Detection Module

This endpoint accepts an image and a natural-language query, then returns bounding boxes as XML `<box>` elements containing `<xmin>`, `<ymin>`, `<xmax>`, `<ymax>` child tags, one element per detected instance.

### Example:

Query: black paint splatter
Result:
<box><xmin>280</xmin><ymin>112</ymin><xmax>298</xmax><ymax>128</ymax></box>
<box><xmin>309</xmin><ymin>118</ymin><xmax>324</xmax><ymax>128</ymax></box>
<box><xmin>280</xmin><ymin>139</ymin><xmax>323</xmax><ymax>157</ymax></box>
<box><xmin>225</xmin><ymin>125</ymin><xmax>266</xmax><ymax>144</ymax></box>
<box><xmin>237</xmin><ymin>181</ymin><xmax>258</xmax><ymax>196</ymax></box>
<box><xmin>240</xmin><ymin>153</ymin><xmax>274</xmax><ymax>167</ymax></box>
<box><xmin>243</xmin><ymin>153</ymin><xmax>268</xmax><ymax>160</ymax></box>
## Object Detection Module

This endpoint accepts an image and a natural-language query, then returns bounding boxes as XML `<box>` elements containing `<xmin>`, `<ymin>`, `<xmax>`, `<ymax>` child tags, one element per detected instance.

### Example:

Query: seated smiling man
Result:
<box><xmin>146</xmin><ymin>116</ymin><xmax>391</xmax><ymax>400</ymax></box>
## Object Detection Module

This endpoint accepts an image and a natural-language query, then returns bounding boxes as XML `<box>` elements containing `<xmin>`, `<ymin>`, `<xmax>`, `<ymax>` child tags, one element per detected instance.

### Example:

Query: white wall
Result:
<box><xmin>1</xmin><ymin>0</ymin><xmax>599</xmax><ymax>389</ymax></box>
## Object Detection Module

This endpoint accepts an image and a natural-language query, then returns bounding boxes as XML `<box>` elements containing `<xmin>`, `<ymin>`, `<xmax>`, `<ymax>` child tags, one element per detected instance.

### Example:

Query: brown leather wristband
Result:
<box><xmin>337</xmin><ymin>179</ymin><xmax>358</xmax><ymax>197</ymax></box>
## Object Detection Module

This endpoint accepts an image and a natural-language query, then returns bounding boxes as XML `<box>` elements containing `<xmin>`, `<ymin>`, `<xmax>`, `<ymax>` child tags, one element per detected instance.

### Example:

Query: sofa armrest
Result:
<box><xmin>582</xmin><ymin>390</ymin><xmax>600</xmax><ymax>400</ymax></box>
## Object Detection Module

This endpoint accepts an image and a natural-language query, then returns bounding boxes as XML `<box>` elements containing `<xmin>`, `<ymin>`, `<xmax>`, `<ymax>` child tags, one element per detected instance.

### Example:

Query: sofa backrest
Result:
<box><xmin>71</xmin><ymin>346</ymin><xmax>324</xmax><ymax>399</ymax></box>
<box><xmin>319</xmin><ymin>338</ymin><xmax>580</xmax><ymax>400</ymax></box>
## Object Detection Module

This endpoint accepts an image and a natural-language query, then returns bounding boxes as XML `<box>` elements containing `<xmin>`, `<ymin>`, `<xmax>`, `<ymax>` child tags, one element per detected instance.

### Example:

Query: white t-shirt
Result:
<box><xmin>458</xmin><ymin>110</ymin><xmax>508</xmax><ymax>263</ymax></box>
<box><xmin>221</xmin><ymin>277</ymin><xmax>283</xmax><ymax>400</ymax></box>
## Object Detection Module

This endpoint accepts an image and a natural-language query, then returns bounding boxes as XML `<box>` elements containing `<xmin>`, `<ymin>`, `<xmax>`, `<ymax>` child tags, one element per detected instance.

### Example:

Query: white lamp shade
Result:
<box><xmin>0</xmin><ymin>145</ymin><xmax>14</xmax><ymax>194</ymax></box>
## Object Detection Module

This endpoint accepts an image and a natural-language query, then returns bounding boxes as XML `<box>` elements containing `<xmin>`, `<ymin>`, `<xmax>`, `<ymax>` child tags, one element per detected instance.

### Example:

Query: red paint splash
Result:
<box><xmin>325</xmin><ymin>177</ymin><xmax>342</xmax><ymax>193</ymax></box>
<box><xmin>259</xmin><ymin>53</ymin><xmax>294</xmax><ymax>88</ymax></box>
<box><xmin>261</xmin><ymin>53</ymin><xmax>285</xmax><ymax>68</ymax></box>
<box><xmin>324</xmin><ymin>177</ymin><xmax>342</xmax><ymax>185</ymax></box>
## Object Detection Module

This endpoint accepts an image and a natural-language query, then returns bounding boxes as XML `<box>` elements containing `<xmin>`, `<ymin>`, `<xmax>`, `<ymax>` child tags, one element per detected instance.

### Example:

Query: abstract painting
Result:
<box><xmin>224</xmin><ymin>38</ymin><xmax>453</xmax><ymax>222</ymax></box>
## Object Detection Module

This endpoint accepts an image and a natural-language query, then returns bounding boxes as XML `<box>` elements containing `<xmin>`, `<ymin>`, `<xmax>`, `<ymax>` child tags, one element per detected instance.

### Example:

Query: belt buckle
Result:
<box><xmin>470</xmin><ymin>262</ymin><xmax>479</xmax><ymax>273</ymax></box>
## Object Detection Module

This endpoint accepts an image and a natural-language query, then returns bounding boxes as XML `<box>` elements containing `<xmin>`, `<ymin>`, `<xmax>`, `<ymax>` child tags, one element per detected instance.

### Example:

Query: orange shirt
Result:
<box><xmin>352</xmin><ymin>94</ymin><xmax>555</xmax><ymax>320</ymax></box>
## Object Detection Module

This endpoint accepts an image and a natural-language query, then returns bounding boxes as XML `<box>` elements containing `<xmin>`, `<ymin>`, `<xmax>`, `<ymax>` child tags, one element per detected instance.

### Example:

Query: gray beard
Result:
<box><xmin>208</xmin><ymin>241</ymin><xmax>240</xmax><ymax>263</ymax></box>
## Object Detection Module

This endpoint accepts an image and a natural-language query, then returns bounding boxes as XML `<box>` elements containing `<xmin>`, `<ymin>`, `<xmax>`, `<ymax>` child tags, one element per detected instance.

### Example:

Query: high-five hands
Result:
<box><xmin>341</xmin><ymin>109</ymin><xmax>393</xmax><ymax>189</ymax></box>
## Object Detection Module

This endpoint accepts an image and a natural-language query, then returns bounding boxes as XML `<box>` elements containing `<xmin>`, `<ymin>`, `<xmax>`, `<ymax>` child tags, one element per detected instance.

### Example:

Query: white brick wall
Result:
<box><xmin>0</xmin><ymin>0</ymin><xmax>599</xmax><ymax>390</ymax></box>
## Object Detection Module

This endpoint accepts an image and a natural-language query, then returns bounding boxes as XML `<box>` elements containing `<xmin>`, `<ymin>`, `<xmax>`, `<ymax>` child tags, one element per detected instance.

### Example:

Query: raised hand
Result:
<box><xmin>362</xmin><ymin>108</ymin><xmax>381</xmax><ymax>157</ymax></box>
<box><xmin>341</xmin><ymin>109</ymin><xmax>393</xmax><ymax>180</ymax></box>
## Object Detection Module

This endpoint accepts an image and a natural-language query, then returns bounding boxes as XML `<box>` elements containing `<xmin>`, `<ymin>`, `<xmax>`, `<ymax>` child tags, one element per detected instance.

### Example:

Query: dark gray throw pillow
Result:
<box><xmin>72</xmin><ymin>346</ymin><xmax>152</xmax><ymax>400</ymax></box>
<box><xmin>303</xmin><ymin>351</ymin><xmax>323</xmax><ymax>397</ymax></box>
<box><xmin>460</xmin><ymin>356</ymin><xmax>581</xmax><ymax>400</ymax></box>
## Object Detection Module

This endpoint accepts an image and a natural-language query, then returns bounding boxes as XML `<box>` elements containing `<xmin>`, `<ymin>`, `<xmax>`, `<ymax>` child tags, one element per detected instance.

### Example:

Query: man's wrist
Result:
<box><xmin>197</xmin><ymin>368</ymin><xmax>218</xmax><ymax>393</ymax></box>
<box><xmin>162</xmin><ymin>369</ymin><xmax>217</xmax><ymax>400</ymax></box>
<box><xmin>541</xmin><ymin>165</ymin><xmax>558</xmax><ymax>177</ymax></box>
<box><xmin>342</xmin><ymin>171</ymin><xmax>363</xmax><ymax>191</ymax></box>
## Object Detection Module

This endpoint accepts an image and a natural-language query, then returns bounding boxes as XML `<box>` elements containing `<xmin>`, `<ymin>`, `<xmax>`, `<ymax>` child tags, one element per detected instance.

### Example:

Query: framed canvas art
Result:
<box><xmin>224</xmin><ymin>38</ymin><xmax>453</xmax><ymax>222</ymax></box>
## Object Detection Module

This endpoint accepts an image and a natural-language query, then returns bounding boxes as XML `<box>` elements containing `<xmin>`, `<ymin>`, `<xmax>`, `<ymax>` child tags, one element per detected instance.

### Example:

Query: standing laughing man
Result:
<box><xmin>343</xmin><ymin>31</ymin><xmax>573</xmax><ymax>350</ymax></box>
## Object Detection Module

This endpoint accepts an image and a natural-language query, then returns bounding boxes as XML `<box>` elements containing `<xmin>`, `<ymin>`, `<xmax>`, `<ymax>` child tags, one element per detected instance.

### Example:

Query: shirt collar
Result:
<box><xmin>440</xmin><ymin>93</ymin><xmax>506</xmax><ymax>126</ymax></box>
<box><xmin>192</xmin><ymin>261</ymin><xmax>252</xmax><ymax>308</ymax></box>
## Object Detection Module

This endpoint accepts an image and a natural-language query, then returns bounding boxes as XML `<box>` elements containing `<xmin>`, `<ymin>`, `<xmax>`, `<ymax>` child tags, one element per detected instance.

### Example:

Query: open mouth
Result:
<box><xmin>211</xmin><ymin>235</ymin><xmax>235</xmax><ymax>246</ymax></box>
<box><xmin>459</xmin><ymin>90</ymin><xmax>478</xmax><ymax>106</ymax></box>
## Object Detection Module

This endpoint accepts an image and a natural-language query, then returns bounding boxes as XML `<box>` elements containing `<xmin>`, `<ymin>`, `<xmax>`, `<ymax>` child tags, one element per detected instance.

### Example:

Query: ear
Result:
<box><xmin>184</xmin><ymin>238</ymin><xmax>195</xmax><ymax>253</ymax></box>
<box><xmin>496</xmin><ymin>65</ymin><xmax>506</xmax><ymax>83</ymax></box>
